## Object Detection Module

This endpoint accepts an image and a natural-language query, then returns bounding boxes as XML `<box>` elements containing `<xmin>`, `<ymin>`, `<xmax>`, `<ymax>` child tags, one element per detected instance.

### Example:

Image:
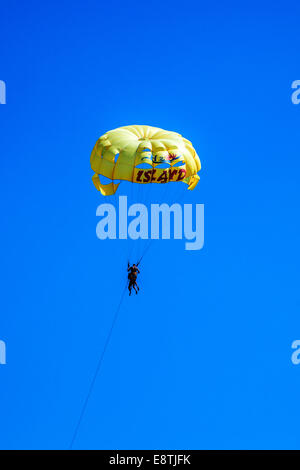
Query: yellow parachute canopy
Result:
<box><xmin>90</xmin><ymin>125</ymin><xmax>201</xmax><ymax>195</ymax></box>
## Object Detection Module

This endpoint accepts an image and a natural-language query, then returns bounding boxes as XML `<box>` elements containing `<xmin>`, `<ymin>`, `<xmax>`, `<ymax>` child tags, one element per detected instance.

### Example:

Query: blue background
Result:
<box><xmin>0</xmin><ymin>0</ymin><xmax>300</xmax><ymax>450</ymax></box>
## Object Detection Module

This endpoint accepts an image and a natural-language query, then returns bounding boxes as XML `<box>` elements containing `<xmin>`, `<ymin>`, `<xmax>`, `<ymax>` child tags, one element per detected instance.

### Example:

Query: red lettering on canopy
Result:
<box><xmin>151</xmin><ymin>169</ymin><xmax>157</xmax><ymax>182</ymax></box>
<box><xmin>177</xmin><ymin>169</ymin><xmax>186</xmax><ymax>181</ymax></box>
<box><xmin>136</xmin><ymin>170</ymin><xmax>144</xmax><ymax>182</ymax></box>
<box><xmin>143</xmin><ymin>170</ymin><xmax>152</xmax><ymax>183</ymax></box>
<box><xmin>169</xmin><ymin>169</ymin><xmax>178</xmax><ymax>181</ymax></box>
<box><xmin>157</xmin><ymin>170</ymin><xmax>168</xmax><ymax>184</ymax></box>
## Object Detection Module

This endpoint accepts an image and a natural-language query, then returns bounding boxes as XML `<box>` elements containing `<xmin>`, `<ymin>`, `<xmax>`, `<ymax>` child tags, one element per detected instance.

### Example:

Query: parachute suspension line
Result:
<box><xmin>69</xmin><ymin>283</ymin><xmax>127</xmax><ymax>449</ymax></box>
<box><xmin>129</xmin><ymin>180</ymin><xmax>144</xmax><ymax>264</ymax></box>
<box><xmin>128</xmin><ymin>172</ymin><xmax>184</xmax><ymax>267</ymax></box>
<box><xmin>136</xmin><ymin>179</ymin><xmax>148</xmax><ymax>262</ymax></box>
<box><xmin>137</xmin><ymin>181</ymin><xmax>170</xmax><ymax>266</ymax></box>
<box><xmin>137</xmin><ymin>240</ymin><xmax>152</xmax><ymax>266</ymax></box>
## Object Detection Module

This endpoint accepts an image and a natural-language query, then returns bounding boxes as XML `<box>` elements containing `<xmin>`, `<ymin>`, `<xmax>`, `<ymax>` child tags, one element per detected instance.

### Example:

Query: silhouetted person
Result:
<box><xmin>127</xmin><ymin>263</ymin><xmax>140</xmax><ymax>295</ymax></box>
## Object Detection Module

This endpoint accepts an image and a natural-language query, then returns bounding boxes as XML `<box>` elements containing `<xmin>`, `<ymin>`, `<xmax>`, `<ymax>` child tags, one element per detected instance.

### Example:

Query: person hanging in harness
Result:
<box><xmin>127</xmin><ymin>263</ymin><xmax>140</xmax><ymax>295</ymax></box>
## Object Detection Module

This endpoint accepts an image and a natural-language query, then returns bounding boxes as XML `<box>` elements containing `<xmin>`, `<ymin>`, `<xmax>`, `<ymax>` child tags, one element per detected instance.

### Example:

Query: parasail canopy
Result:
<box><xmin>90</xmin><ymin>125</ymin><xmax>201</xmax><ymax>195</ymax></box>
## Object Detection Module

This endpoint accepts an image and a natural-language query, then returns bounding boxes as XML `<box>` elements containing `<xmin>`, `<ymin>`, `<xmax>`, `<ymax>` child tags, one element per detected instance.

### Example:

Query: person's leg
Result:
<box><xmin>135</xmin><ymin>281</ymin><xmax>139</xmax><ymax>291</ymax></box>
<box><xmin>128</xmin><ymin>281</ymin><xmax>132</xmax><ymax>295</ymax></box>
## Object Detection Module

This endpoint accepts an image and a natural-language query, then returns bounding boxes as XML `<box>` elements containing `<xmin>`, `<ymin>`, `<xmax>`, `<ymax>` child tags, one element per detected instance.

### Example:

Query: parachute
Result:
<box><xmin>69</xmin><ymin>125</ymin><xmax>202</xmax><ymax>449</ymax></box>
<box><xmin>90</xmin><ymin>125</ymin><xmax>201</xmax><ymax>195</ymax></box>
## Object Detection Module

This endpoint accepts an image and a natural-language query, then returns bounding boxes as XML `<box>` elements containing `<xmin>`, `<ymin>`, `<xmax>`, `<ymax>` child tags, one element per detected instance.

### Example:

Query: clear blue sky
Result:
<box><xmin>0</xmin><ymin>0</ymin><xmax>300</xmax><ymax>450</ymax></box>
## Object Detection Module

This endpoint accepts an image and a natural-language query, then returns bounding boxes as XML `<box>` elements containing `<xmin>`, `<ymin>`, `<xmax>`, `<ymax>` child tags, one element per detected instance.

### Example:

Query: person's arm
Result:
<box><xmin>137</xmin><ymin>267</ymin><xmax>140</xmax><ymax>273</ymax></box>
